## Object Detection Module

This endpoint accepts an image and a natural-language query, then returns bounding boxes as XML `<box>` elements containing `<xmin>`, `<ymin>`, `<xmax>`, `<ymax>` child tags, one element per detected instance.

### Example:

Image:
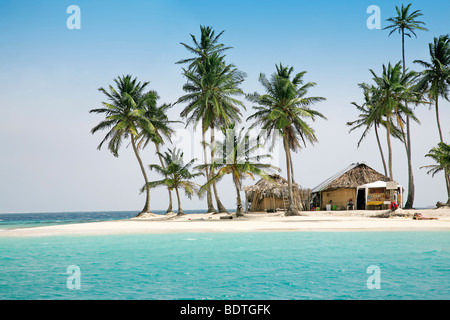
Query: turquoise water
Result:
<box><xmin>0</xmin><ymin>231</ymin><xmax>449</xmax><ymax>300</ymax></box>
<box><xmin>0</xmin><ymin>210</ymin><xmax>201</xmax><ymax>230</ymax></box>
<box><xmin>0</xmin><ymin>211</ymin><xmax>138</xmax><ymax>230</ymax></box>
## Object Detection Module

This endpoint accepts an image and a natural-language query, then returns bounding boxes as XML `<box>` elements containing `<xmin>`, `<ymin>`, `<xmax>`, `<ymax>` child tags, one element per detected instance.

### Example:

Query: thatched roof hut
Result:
<box><xmin>244</xmin><ymin>174</ymin><xmax>311</xmax><ymax>212</ymax></box>
<box><xmin>244</xmin><ymin>174</ymin><xmax>296</xmax><ymax>199</ymax></box>
<box><xmin>312</xmin><ymin>162</ymin><xmax>390</xmax><ymax>193</ymax></box>
<box><xmin>311</xmin><ymin>162</ymin><xmax>391</xmax><ymax>210</ymax></box>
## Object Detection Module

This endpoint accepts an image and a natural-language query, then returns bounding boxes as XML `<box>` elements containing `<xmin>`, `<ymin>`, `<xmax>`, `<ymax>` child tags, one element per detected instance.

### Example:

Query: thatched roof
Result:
<box><xmin>244</xmin><ymin>174</ymin><xmax>298</xmax><ymax>200</ymax></box>
<box><xmin>312</xmin><ymin>163</ymin><xmax>390</xmax><ymax>193</ymax></box>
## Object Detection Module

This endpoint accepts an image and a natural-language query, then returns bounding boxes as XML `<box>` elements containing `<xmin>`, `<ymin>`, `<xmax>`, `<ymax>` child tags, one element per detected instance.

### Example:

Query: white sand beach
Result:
<box><xmin>1</xmin><ymin>208</ymin><xmax>450</xmax><ymax>237</ymax></box>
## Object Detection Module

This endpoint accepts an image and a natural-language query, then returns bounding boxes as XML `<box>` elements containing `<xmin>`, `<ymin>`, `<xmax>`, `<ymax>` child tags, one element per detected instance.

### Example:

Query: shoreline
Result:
<box><xmin>1</xmin><ymin>208</ymin><xmax>449</xmax><ymax>237</ymax></box>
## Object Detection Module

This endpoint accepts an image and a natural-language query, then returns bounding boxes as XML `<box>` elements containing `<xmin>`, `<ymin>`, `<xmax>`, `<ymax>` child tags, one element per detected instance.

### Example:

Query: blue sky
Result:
<box><xmin>0</xmin><ymin>0</ymin><xmax>449</xmax><ymax>212</ymax></box>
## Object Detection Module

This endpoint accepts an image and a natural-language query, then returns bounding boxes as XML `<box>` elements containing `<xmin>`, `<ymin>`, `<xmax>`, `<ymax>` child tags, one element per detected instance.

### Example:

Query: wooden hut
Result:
<box><xmin>311</xmin><ymin>163</ymin><xmax>391</xmax><ymax>210</ymax></box>
<box><xmin>244</xmin><ymin>174</ymin><xmax>311</xmax><ymax>212</ymax></box>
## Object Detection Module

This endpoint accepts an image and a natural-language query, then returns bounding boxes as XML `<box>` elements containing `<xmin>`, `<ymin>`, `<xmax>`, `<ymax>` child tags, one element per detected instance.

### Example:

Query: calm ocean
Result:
<box><xmin>0</xmin><ymin>211</ymin><xmax>449</xmax><ymax>300</ymax></box>
<box><xmin>0</xmin><ymin>210</ymin><xmax>193</xmax><ymax>230</ymax></box>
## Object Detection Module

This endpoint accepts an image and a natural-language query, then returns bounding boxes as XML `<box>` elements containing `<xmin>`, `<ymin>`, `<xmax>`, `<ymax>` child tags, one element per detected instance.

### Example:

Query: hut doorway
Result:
<box><xmin>357</xmin><ymin>189</ymin><xmax>365</xmax><ymax>210</ymax></box>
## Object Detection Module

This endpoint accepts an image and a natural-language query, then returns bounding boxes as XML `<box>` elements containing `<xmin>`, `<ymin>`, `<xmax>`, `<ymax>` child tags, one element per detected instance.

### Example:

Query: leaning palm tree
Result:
<box><xmin>347</xmin><ymin>83</ymin><xmax>404</xmax><ymax>177</ymax></box>
<box><xmin>348</xmin><ymin>84</ymin><xmax>388</xmax><ymax>176</ymax></box>
<box><xmin>383</xmin><ymin>2</ymin><xmax>428</xmax><ymax>209</ymax></box>
<box><xmin>199</xmin><ymin>125</ymin><xmax>279</xmax><ymax>217</ymax></box>
<box><xmin>144</xmin><ymin>148</ymin><xmax>203</xmax><ymax>216</ymax></box>
<box><xmin>414</xmin><ymin>35</ymin><xmax>450</xmax><ymax>143</ymax></box>
<box><xmin>247</xmin><ymin>64</ymin><xmax>326</xmax><ymax>216</ymax></box>
<box><xmin>421</xmin><ymin>142</ymin><xmax>450</xmax><ymax>205</ymax></box>
<box><xmin>178</xmin><ymin>51</ymin><xmax>246</xmax><ymax>213</ymax></box>
<box><xmin>137</xmin><ymin>102</ymin><xmax>181</xmax><ymax>214</ymax></box>
<box><xmin>90</xmin><ymin>75</ymin><xmax>158</xmax><ymax>216</ymax></box>
<box><xmin>368</xmin><ymin>62</ymin><xmax>421</xmax><ymax>180</ymax></box>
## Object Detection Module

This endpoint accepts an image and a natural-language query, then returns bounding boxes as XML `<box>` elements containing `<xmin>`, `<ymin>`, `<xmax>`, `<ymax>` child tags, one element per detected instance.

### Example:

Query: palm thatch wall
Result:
<box><xmin>244</xmin><ymin>174</ymin><xmax>311</xmax><ymax>212</ymax></box>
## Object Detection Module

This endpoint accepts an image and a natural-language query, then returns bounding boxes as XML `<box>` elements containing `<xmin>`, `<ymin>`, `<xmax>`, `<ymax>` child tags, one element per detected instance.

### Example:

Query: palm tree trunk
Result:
<box><xmin>131</xmin><ymin>135</ymin><xmax>151</xmax><ymax>215</ymax></box>
<box><xmin>404</xmin><ymin>130</ymin><xmax>415</xmax><ymax>209</ymax></box>
<box><xmin>175</xmin><ymin>187</ymin><xmax>184</xmax><ymax>216</ymax></box>
<box><xmin>434</xmin><ymin>96</ymin><xmax>450</xmax><ymax>203</ymax></box>
<box><xmin>375</xmin><ymin>124</ymin><xmax>388</xmax><ymax>177</ymax></box>
<box><xmin>396</xmin><ymin>111</ymin><xmax>415</xmax><ymax>208</ymax></box>
<box><xmin>401</xmin><ymin>29</ymin><xmax>415</xmax><ymax>209</ymax></box>
<box><xmin>435</xmin><ymin>96</ymin><xmax>444</xmax><ymax>143</ymax></box>
<box><xmin>202</xmin><ymin>129</ymin><xmax>216</xmax><ymax>213</ymax></box>
<box><xmin>402</xmin><ymin>30</ymin><xmax>406</xmax><ymax>72</ymax></box>
<box><xmin>289</xmin><ymin>149</ymin><xmax>301</xmax><ymax>211</ymax></box>
<box><xmin>155</xmin><ymin>143</ymin><xmax>173</xmax><ymax>214</ymax></box>
<box><xmin>233</xmin><ymin>174</ymin><xmax>244</xmax><ymax>217</ymax></box>
<box><xmin>210</xmin><ymin>126</ymin><xmax>228</xmax><ymax>213</ymax></box>
<box><xmin>446</xmin><ymin>173</ymin><xmax>450</xmax><ymax>205</ymax></box>
<box><xmin>283</xmin><ymin>134</ymin><xmax>299</xmax><ymax>216</ymax></box>
<box><xmin>398</xmin><ymin>118</ymin><xmax>415</xmax><ymax>208</ymax></box>
<box><xmin>386</xmin><ymin>116</ymin><xmax>394</xmax><ymax>180</ymax></box>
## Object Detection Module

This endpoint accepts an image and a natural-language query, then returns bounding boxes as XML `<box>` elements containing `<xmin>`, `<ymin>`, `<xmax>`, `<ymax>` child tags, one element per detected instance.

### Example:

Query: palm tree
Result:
<box><xmin>247</xmin><ymin>64</ymin><xmax>326</xmax><ymax>216</ymax></box>
<box><xmin>177</xmin><ymin>26</ymin><xmax>245</xmax><ymax>214</ymax></box>
<box><xmin>415</xmin><ymin>35</ymin><xmax>450</xmax><ymax>198</ymax></box>
<box><xmin>144</xmin><ymin>148</ymin><xmax>203</xmax><ymax>216</ymax></box>
<box><xmin>368</xmin><ymin>62</ymin><xmax>420</xmax><ymax>180</ymax></box>
<box><xmin>177</xmin><ymin>26</ymin><xmax>230</xmax><ymax>214</ymax></box>
<box><xmin>421</xmin><ymin>142</ymin><xmax>450</xmax><ymax>204</ymax></box>
<box><xmin>383</xmin><ymin>2</ymin><xmax>428</xmax><ymax>209</ymax></box>
<box><xmin>176</xmin><ymin>25</ymin><xmax>233</xmax><ymax>214</ymax></box>
<box><xmin>176</xmin><ymin>25</ymin><xmax>232</xmax><ymax>70</ymax></box>
<box><xmin>199</xmin><ymin>125</ymin><xmax>279</xmax><ymax>217</ymax></box>
<box><xmin>348</xmin><ymin>83</ymin><xmax>388</xmax><ymax>176</ymax></box>
<box><xmin>137</xmin><ymin>102</ymin><xmax>181</xmax><ymax>214</ymax></box>
<box><xmin>384</xmin><ymin>3</ymin><xmax>428</xmax><ymax>72</ymax></box>
<box><xmin>90</xmin><ymin>75</ymin><xmax>158</xmax><ymax>216</ymax></box>
<box><xmin>414</xmin><ymin>35</ymin><xmax>450</xmax><ymax>143</ymax></box>
<box><xmin>178</xmin><ymin>48</ymin><xmax>246</xmax><ymax>214</ymax></box>
<box><xmin>347</xmin><ymin>83</ymin><xmax>404</xmax><ymax>177</ymax></box>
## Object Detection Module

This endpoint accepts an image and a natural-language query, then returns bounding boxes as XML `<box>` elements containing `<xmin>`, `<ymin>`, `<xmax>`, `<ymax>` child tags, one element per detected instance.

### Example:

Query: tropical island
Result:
<box><xmin>4</xmin><ymin>1</ymin><xmax>450</xmax><ymax>305</ymax></box>
<box><xmin>4</xmin><ymin>3</ymin><xmax>450</xmax><ymax>237</ymax></box>
<box><xmin>91</xmin><ymin>3</ymin><xmax>449</xmax><ymax>217</ymax></box>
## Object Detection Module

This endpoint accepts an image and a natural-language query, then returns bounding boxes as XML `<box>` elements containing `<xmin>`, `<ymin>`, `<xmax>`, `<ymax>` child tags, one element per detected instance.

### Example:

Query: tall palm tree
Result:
<box><xmin>178</xmin><ymin>50</ymin><xmax>246</xmax><ymax>213</ymax></box>
<box><xmin>384</xmin><ymin>3</ymin><xmax>428</xmax><ymax>72</ymax></box>
<box><xmin>144</xmin><ymin>148</ymin><xmax>203</xmax><ymax>216</ymax></box>
<box><xmin>347</xmin><ymin>83</ymin><xmax>404</xmax><ymax>177</ymax></box>
<box><xmin>90</xmin><ymin>75</ymin><xmax>158</xmax><ymax>216</ymax></box>
<box><xmin>383</xmin><ymin>2</ymin><xmax>428</xmax><ymax>209</ymax></box>
<box><xmin>177</xmin><ymin>26</ymin><xmax>237</xmax><ymax>214</ymax></box>
<box><xmin>415</xmin><ymin>35</ymin><xmax>450</xmax><ymax>198</ymax></box>
<box><xmin>199</xmin><ymin>125</ymin><xmax>279</xmax><ymax>217</ymax></box>
<box><xmin>247</xmin><ymin>64</ymin><xmax>326</xmax><ymax>216</ymax></box>
<box><xmin>421</xmin><ymin>142</ymin><xmax>450</xmax><ymax>204</ymax></box>
<box><xmin>414</xmin><ymin>35</ymin><xmax>450</xmax><ymax>143</ymax></box>
<box><xmin>138</xmin><ymin>102</ymin><xmax>181</xmax><ymax>214</ymax></box>
<box><xmin>368</xmin><ymin>62</ymin><xmax>420</xmax><ymax>180</ymax></box>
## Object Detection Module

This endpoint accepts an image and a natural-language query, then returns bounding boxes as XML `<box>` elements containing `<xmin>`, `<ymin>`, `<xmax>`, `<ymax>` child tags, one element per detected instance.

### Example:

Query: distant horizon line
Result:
<box><xmin>0</xmin><ymin>209</ymin><xmax>231</xmax><ymax>215</ymax></box>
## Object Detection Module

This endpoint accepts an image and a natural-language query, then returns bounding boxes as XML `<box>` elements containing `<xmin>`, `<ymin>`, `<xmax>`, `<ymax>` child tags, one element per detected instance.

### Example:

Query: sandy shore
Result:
<box><xmin>1</xmin><ymin>207</ymin><xmax>450</xmax><ymax>237</ymax></box>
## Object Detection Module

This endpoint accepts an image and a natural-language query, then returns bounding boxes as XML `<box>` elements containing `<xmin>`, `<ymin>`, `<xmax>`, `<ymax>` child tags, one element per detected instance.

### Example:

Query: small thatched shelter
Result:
<box><xmin>357</xmin><ymin>180</ymin><xmax>403</xmax><ymax>210</ymax></box>
<box><xmin>244</xmin><ymin>174</ymin><xmax>311</xmax><ymax>212</ymax></box>
<box><xmin>311</xmin><ymin>162</ymin><xmax>391</xmax><ymax>210</ymax></box>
